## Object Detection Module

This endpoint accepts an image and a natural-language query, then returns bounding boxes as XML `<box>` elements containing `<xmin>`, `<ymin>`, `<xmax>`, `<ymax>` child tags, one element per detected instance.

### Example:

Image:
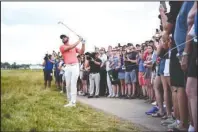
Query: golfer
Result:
<box><xmin>60</xmin><ymin>34</ymin><xmax>85</xmax><ymax>107</ymax></box>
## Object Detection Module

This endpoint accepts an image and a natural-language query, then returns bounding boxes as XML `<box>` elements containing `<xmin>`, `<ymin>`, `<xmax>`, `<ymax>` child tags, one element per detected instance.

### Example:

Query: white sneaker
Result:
<box><xmin>78</xmin><ymin>91</ymin><xmax>83</xmax><ymax>95</ymax></box>
<box><xmin>64</xmin><ymin>103</ymin><xmax>76</xmax><ymax>107</ymax></box>
<box><xmin>107</xmin><ymin>95</ymin><xmax>112</xmax><ymax>98</ymax></box>
<box><xmin>111</xmin><ymin>95</ymin><xmax>115</xmax><ymax>98</ymax></box>
<box><xmin>115</xmin><ymin>94</ymin><xmax>119</xmax><ymax>98</ymax></box>
<box><xmin>188</xmin><ymin>124</ymin><xmax>195</xmax><ymax>132</ymax></box>
<box><xmin>152</xmin><ymin>101</ymin><xmax>157</xmax><ymax>106</ymax></box>
<box><xmin>60</xmin><ymin>91</ymin><xmax>63</xmax><ymax>93</ymax></box>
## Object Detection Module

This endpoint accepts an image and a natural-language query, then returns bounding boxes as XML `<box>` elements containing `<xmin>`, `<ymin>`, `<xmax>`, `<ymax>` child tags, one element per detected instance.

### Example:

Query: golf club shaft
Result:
<box><xmin>59</xmin><ymin>22</ymin><xmax>79</xmax><ymax>37</ymax></box>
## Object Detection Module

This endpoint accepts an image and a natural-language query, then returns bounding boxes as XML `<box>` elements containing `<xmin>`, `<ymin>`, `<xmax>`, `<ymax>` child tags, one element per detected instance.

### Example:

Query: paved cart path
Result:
<box><xmin>77</xmin><ymin>96</ymin><xmax>167</xmax><ymax>131</ymax></box>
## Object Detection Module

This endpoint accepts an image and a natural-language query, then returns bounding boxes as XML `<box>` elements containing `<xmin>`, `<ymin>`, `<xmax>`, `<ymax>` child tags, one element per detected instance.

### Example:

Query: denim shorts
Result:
<box><xmin>125</xmin><ymin>70</ymin><xmax>137</xmax><ymax>84</ymax></box>
<box><xmin>159</xmin><ymin>58</ymin><xmax>166</xmax><ymax>75</ymax></box>
<box><xmin>118</xmin><ymin>72</ymin><xmax>125</xmax><ymax>80</ymax></box>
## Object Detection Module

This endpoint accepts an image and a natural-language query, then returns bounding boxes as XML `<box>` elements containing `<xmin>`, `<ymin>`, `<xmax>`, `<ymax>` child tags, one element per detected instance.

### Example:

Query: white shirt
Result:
<box><xmin>106</xmin><ymin>60</ymin><xmax>112</xmax><ymax>71</ymax></box>
<box><xmin>100</xmin><ymin>54</ymin><xmax>107</xmax><ymax>67</ymax></box>
<box><xmin>59</xmin><ymin>61</ymin><xmax>65</xmax><ymax>75</ymax></box>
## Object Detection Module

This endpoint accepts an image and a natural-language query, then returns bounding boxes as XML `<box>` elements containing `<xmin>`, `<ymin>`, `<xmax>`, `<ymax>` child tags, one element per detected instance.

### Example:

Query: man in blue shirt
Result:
<box><xmin>184</xmin><ymin>2</ymin><xmax>197</xmax><ymax>132</ymax></box>
<box><xmin>42</xmin><ymin>54</ymin><xmax>54</xmax><ymax>88</ymax></box>
<box><xmin>174</xmin><ymin>1</ymin><xmax>194</xmax><ymax>56</ymax></box>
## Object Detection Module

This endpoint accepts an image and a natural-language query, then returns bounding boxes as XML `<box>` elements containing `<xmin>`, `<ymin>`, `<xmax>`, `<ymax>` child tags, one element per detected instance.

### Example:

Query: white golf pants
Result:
<box><xmin>64</xmin><ymin>63</ymin><xmax>79</xmax><ymax>104</ymax></box>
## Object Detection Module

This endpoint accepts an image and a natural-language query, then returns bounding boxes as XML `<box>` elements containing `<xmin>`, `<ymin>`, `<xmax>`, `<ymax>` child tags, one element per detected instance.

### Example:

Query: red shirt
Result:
<box><xmin>60</xmin><ymin>44</ymin><xmax>81</xmax><ymax>64</ymax></box>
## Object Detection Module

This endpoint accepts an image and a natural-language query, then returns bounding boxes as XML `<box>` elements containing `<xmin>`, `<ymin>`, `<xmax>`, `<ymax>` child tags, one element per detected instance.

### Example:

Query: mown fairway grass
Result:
<box><xmin>1</xmin><ymin>70</ymin><xmax>140</xmax><ymax>132</ymax></box>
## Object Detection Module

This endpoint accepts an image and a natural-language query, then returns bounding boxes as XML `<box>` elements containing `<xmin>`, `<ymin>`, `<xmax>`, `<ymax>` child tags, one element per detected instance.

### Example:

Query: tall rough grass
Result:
<box><xmin>1</xmin><ymin>70</ymin><xmax>139</xmax><ymax>131</ymax></box>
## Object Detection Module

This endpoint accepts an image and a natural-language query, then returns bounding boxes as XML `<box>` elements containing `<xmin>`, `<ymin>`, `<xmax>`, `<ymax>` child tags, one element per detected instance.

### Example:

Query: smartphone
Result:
<box><xmin>156</xmin><ymin>29</ymin><xmax>159</xmax><ymax>33</ymax></box>
<box><xmin>160</xmin><ymin>1</ymin><xmax>167</xmax><ymax>12</ymax></box>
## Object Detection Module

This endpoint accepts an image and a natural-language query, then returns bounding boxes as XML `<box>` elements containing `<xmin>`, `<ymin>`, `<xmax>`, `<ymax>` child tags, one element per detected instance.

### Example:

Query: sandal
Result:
<box><xmin>167</xmin><ymin>122</ymin><xmax>188</xmax><ymax>132</ymax></box>
<box><xmin>152</xmin><ymin>112</ymin><xmax>165</xmax><ymax>118</ymax></box>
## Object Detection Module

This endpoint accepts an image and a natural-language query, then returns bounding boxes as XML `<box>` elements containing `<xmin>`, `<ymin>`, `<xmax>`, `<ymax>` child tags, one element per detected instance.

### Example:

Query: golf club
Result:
<box><xmin>58</xmin><ymin>21</ymin><xmax>80</xmax><ymax>38</ymax></box>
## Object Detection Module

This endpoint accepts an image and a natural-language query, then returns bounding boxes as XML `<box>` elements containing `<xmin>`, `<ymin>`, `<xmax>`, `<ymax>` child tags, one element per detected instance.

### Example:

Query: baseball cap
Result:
<box><xmin>60</xmin><ymin>34</ymin><xmax>68</xmax><ymax>39</ymax></box>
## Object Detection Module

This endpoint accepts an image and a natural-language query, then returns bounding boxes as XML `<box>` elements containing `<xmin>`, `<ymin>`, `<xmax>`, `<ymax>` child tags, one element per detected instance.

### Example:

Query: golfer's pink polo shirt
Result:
<box><xmin>60</xmin><ymin>44</ymin><xmax>81</xmax><ymax>64</ymax></box>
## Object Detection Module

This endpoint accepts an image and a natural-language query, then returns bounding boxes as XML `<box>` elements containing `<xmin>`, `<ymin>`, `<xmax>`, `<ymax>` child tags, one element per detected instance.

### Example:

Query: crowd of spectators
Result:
<box><xmin>42</xmin><ymin>1</ymin><xmax>197</xmax><ymax>131</ymax></box>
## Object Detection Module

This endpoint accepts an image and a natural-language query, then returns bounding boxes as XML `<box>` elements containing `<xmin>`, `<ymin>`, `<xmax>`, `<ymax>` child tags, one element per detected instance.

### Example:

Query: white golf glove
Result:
<box><xmin>78</xmin><ymin>35</ymin><xmax>83</xmax><ymax>41</ymax></box>
<box><xmin>81</xmin><ymin>39</ymin><xmax>86</xmax><ymax>44</ymax></box>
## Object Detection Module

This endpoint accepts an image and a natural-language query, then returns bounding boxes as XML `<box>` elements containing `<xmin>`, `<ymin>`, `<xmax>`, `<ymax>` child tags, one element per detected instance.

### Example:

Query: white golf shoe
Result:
<box><xmin>64</xmin><ymin>103</ymin><xmax>76</xmax><ymax>107</ymax></box>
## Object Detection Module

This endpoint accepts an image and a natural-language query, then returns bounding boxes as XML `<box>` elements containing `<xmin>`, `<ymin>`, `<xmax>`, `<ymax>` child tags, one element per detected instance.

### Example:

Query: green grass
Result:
<box><xmin>1</xmin><ymin>70</ymin><xmax>140</xmax><ymax>132</ymax></box>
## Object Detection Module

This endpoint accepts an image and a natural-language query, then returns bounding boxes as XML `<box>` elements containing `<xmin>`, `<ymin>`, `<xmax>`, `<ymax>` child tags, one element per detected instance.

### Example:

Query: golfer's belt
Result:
<box><xmin>65</xmin><ymin>63</ymin><xmax>78</xmax><ymax>66</ymax></box>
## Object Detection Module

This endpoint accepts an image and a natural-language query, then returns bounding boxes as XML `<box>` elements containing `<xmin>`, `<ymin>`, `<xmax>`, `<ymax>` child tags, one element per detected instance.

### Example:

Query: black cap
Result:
<box><xmin>60</xmin><ymin>34</ymin><xmax>68</xmax><ymax>39</ymax></box>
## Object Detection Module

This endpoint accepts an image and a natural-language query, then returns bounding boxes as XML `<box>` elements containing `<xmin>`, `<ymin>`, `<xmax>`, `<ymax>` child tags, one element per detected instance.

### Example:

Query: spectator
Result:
<box><xmin>144</xmin><ymin>45</ymin><xmax>155</xmax><ymax>103</ymax></box>
<box><xmin>55</xmin><ymin>58</ymin><xmax>61</xmax><ymax>90</ymax></box>
<box><xmin>99</xmin><ymin>48</ymin><xmax>107</xmax><ymax>96</ymax></box>
<box><xmin>118</xmin><ymin>51</ymin><xmax>126</xmax><ymax>98</ymax></box>
<box><xmin>58</xmin><ymin>58</ymin><xmax>66</xmax><ymax>93</ymax></box>
<box><xmin>86</xmin><ymin>52</ymin><xmax>102</xmax><ymax>98</ymax></box>
<box><xmin>124</xmin><ymin>46</ymin><xmax>138</xmax><ymax>99</ymax></box>
<box><xmin>77</xmin><ymin>55</ymin><xmax>83</xmax><ymax>94</ymax></box>
<box><xmin>137</xmin><ymin>50</ymin><xmax>147</xmax><ymax>99</ymax></box>
<box><xmin>106</xmin><ymin>55</ymin><xmax>113</xmax><ymax>98</ymax></box>
<box><xmin>136</xmin><ymin>44</ymin><xmax>141</xmax><ymax>51</ymax></box>
<box><xmin>52</xmin><ymin>51</ymin><xmax>58</xmax><ymax>85</ymax></box>
<box><xmin>152</xmin><ymin>38</ymin><xmax>165</xmax><ymax>118</ymax></box>
<box><xmin>80</xmin><ymin>55</ymin><xmax>89</xmax><ymax>96</ymax></box>
<box><xmin>182</xmin><ymin>2</ymin><xmax>197</xmax><ymax>132</ymax></box>
<box><xmin>151</xmin><ymin>40</ymin><xmax>157</xmax><ymax>88</ymax></box>
<box><xmin>108</xmin><ymin>49</ymin><xmax>120</xmax><ymax>98</ymax></box>
<box><xmin>42</xmin><ymin>54</ymin><xmax>54</xmax><ymax>88</ymax></box>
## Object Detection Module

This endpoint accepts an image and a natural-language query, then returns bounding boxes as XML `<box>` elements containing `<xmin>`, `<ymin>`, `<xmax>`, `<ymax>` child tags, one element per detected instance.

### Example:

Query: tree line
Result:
<box><xmin>1</xmin><ymin>62</ymin><xmax>30</xmax><ymax>69</ymax></box>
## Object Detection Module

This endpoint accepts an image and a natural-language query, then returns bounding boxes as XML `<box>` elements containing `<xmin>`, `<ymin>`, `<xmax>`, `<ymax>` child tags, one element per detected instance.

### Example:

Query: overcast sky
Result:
<box><xmin>1</xmin><ymin>2</ymin><xmax>165</xmax><ymax>64</ymax></box>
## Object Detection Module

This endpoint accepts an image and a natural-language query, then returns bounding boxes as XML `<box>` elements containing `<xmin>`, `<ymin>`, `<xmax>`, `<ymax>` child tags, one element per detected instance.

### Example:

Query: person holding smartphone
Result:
<box><xmin>42</xmin><ymin>54</ymin><xmax>55</xmax><ymax>89</ymax></box>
